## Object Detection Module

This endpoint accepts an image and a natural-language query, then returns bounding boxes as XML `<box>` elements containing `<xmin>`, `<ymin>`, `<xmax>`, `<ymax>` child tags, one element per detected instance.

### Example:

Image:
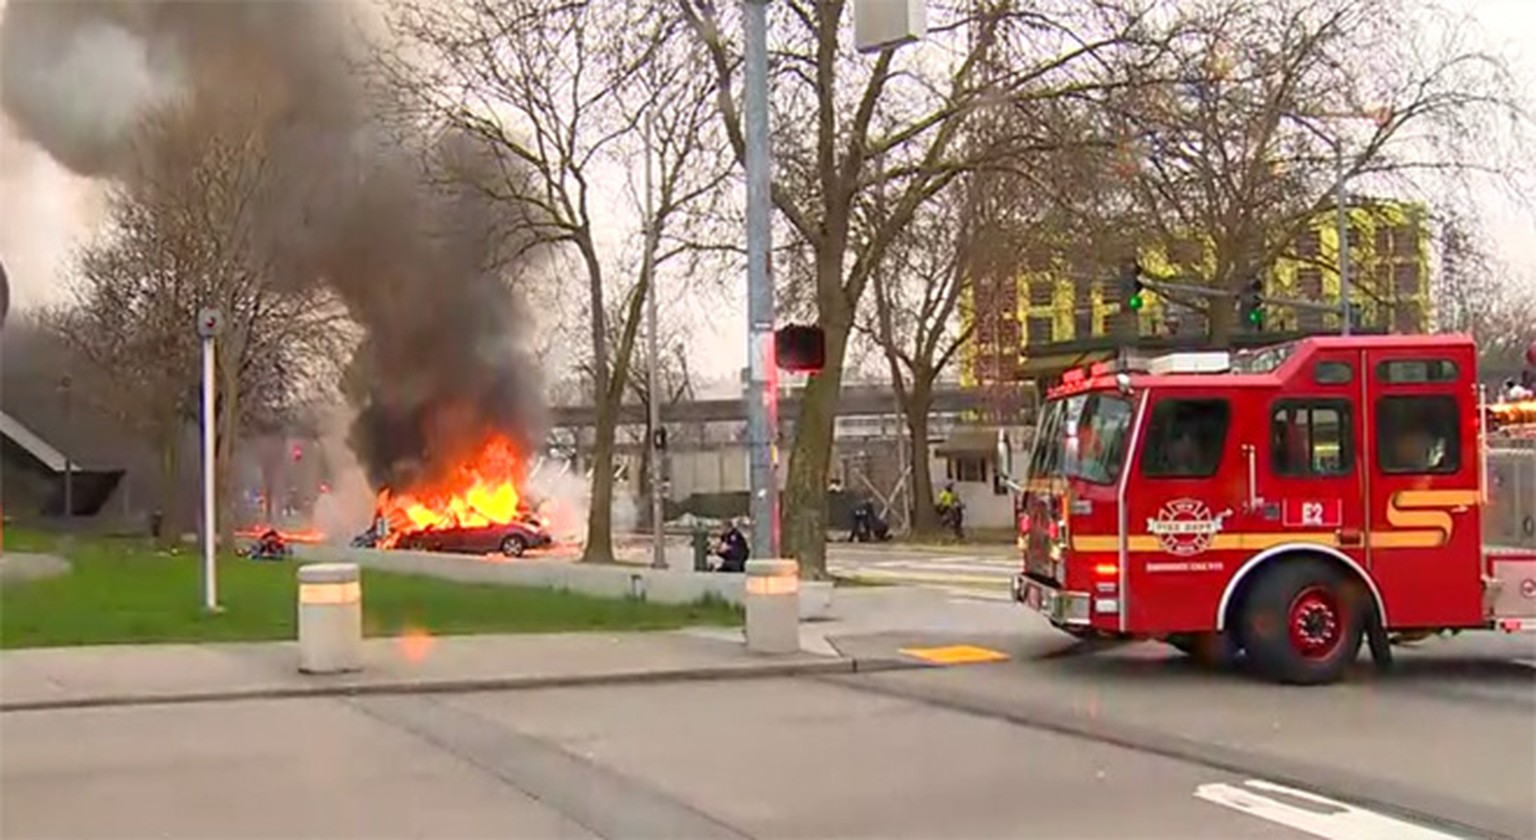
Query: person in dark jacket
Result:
<box><xmin>715</xmin><ymin>520</ymin><xmax>750</xmax><ymax>572</ymax></box>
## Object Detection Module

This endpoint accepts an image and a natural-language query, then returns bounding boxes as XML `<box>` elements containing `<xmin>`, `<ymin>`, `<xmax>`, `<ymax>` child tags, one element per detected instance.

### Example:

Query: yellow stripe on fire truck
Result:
<box><xmin>1071</xmin><ymin>488</ymin><xmax>1481</xmax><ymax>554</ymax></box>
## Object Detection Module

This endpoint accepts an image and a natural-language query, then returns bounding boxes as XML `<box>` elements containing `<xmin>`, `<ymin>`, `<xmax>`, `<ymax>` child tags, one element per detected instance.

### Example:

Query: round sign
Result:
<box><xmin>1521</xmin><ymin>578</ymin><xmax>1536</xmax><ymax>600</ymax></box>
<box><xmin>196</xmin><ymin>307</ymin><xmax>222</xmax><ymax>339</ymax></box>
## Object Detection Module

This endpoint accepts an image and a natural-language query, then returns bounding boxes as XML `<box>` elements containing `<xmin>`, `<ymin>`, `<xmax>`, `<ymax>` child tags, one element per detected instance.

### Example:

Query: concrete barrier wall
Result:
<box><xmin>298</xmin><ymin>545</ymin><xmax>748</xmax><ymax>607</ymax></box>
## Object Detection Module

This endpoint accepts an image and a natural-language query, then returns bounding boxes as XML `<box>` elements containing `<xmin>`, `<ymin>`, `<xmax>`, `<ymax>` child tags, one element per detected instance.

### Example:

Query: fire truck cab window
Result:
<box><xmin>1141</xmin><ymin>399</ymin><xmax>1231</xmax><ymax>478</ymax></box>
<box><xmin>1070</xmin><ymin>394</ymin><xmax>1134</xmax><ymax>485</ymax></box>
<box><xmin>1377</xmin><ymin>359</ymin><xmax>1459</xmax><ymax>384</ymax></box>
<box><xmin>1376</xmin><ymin>395</ymin><xmax>1460</xmax><ymax>474</ymax></box>
<box><xmin>1313</xmin><ymin>361</ymin><xmax>1353</xmax><ymax>385</ymax></box>
<box><xmin>1270</xmin><ymin>401</ymin><xmax>1352</xmax><ymax>477</ymax></box>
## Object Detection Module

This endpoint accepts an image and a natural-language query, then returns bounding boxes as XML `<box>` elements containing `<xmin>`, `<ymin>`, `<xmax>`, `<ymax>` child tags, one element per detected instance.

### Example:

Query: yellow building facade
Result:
<box><xmin>961</xmin><ymin>199</ymin><xmax>1432</xmax><ymax>387</ymax></box>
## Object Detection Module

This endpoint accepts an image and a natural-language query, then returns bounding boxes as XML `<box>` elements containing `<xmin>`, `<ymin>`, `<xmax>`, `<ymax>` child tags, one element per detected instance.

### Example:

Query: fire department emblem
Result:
<box><xmin>1147</xmin><ymin>499</ymin><xmax>1233</xmax><ymax>557</ymax></box>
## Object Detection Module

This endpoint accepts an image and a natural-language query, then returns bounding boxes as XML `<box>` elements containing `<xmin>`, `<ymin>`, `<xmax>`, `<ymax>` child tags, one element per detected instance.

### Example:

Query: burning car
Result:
<box><xmin>367</xmin><ymin>435</ymin><xmax>553</xmax><ymax>558</ymax></box>
<box><xmin>392</xmin><ymin>516</ymin><xmax>552</xmax><ymax>557</ymax></box>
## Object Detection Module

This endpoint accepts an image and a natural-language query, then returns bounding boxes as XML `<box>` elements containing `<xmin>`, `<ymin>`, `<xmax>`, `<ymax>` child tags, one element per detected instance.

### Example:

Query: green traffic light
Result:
<box><xmin>1248</xmin><ymin>309</ymin><xmax>1263</xmax><ymax>326</ymax></box>
<box><xmin>1128</xmin><ymin>292</ymin><xmax>1144</xmax><ymax>312</ymax></box>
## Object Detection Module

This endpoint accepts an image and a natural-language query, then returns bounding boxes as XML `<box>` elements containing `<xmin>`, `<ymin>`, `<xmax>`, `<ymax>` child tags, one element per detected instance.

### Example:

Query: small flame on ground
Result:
<box><xmin>236</xmin><ymin>526</ymin><xmax>326</xmax><ymax>544</ymax></box>
<box><xmin>395</xmin><ymin>625</ymin><xmax>436</xmax><ymax>664</ymax></box>
<box><xmin>375</xmin><ymin>435</ymin><xmax>528</xmax><ymax>548</ymax></box>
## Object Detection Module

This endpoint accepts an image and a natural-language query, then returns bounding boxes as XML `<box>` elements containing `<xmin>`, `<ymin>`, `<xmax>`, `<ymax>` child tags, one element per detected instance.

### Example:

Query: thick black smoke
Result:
<box><xmin>0</xmin><ymin>0</ymin><xmax>546</xmax><ymax>491</ymax></box>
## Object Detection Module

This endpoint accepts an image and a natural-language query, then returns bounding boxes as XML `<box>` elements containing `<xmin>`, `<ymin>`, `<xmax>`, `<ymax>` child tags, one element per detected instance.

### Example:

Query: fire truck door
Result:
<box><xmin>1260</xmin><ymin>352</ymin><xmax>1368</xmax><ymax>574</ymax></box>
<box><xmin>1364</xmin><ymin>349</ymin><xmax>1484</xmax><ymax>628</ymax></box>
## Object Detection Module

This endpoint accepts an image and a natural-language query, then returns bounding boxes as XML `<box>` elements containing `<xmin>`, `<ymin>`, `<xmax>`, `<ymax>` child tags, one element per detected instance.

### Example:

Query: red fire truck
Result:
<box><xmin>997</xmin><ymin>334</ymin><xmax>1536</xmax><ymax>685</ymax></box>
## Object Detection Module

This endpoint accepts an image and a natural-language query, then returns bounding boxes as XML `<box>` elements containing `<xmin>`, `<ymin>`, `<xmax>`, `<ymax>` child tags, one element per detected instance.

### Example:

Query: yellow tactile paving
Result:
<box><xmin>898</xmin><ymin>644</ymin><xmax>1011</xmax><ymax>665</ymax></box>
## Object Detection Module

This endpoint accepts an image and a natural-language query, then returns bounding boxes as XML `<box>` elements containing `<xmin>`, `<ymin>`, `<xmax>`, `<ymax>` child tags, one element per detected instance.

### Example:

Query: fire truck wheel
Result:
<box><xmin>500</xmin><ymin>534</ymin><xmax>528</xmax><ymax>557</ymax></box>
<box><xmin>1239</xmin><ymin>559</ymin><xmax>1365</xmax><ymax>685</ymax></box>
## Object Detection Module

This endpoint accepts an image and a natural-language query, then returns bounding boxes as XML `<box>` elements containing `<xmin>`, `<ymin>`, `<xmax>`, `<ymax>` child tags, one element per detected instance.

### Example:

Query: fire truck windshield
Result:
<box><xmin>1028</xmin><ymin>392</ymin><xmax>1134</xmax><ymax>485</ymax></box>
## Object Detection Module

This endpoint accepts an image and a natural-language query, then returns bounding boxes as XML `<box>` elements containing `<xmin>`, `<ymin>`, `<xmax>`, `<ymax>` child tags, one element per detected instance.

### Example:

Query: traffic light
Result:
<box><xmin>775</xmin><ymin>324</ymin><xmax>825</xmax><ymax>373</ymax></box>
<box><xmin>1118</xmin><ymin>261</ymin><xmax>1146</xmax><ymax>312</ymax></box>
<box><xmin>1238</xmin><ymin>277</ymin><xmax>1265</xmax><ymax>330</ymax></box>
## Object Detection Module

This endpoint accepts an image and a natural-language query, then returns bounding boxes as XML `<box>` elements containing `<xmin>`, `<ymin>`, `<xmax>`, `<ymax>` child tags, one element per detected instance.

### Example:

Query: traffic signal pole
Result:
<box><xmin>1334</xmin><ymin>141</ymin><xmax>1353</xmax><ymax>336</ymax></box>
<box><xmin>743</xmin><ymin>0</ymin><xmax>780</xmax><ymax>561</ymax></box>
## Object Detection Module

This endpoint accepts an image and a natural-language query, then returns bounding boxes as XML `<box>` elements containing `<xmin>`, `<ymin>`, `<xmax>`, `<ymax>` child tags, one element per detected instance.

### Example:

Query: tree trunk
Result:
<box><xmin>904</xmin><ymin>380</ymin><xmax>939</xmax><ymax>535</ymax></box>
<box><xmin>781</xmin><ymin>320</ymin><xmax>849</xmax><ymax>578</ymax></box>
<box><xmin>583</xmin><ymin>266</ymin><xmax>650</xmax><ymax>564</ymax></box>
<box><xmin>216</xmin><ymin>340</ymin><xmax>240</xmax><ymax>549</ymax></box>
<box><xmin>583</xmin><ymin>397</ymin><xmax>619</xmax><ymax>563</ymax></box>
<box><xmin>154</xmin><ymin>421</ymin><xmax>181</xmax><ymax>548</ymax></box>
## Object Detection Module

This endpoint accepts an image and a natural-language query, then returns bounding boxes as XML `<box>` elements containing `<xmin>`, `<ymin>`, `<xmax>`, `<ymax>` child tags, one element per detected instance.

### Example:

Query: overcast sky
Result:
<box><xmin>1</xmin><ymin>0</ymin><xmax>1531</xmax><ymax>391</ymax></box>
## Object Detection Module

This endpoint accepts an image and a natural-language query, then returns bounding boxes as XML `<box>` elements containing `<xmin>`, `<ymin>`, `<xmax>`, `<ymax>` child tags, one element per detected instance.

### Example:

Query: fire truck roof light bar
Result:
<box><xmin>1146</xmin><ymin>351</ymin><xmax>1232</xmax><ymax>376</ymax></box>
<box><xmin>1058</xmin><ymin>350</ymin><xmax>1234</xmax><ymax>392</ymax></box>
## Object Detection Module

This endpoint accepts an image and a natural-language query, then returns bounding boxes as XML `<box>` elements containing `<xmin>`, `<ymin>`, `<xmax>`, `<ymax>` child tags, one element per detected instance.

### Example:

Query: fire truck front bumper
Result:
<box><xmin>1012</xmin><ymin>574</ymin><xmax>1091</xmax><ymax>627</ymax></box>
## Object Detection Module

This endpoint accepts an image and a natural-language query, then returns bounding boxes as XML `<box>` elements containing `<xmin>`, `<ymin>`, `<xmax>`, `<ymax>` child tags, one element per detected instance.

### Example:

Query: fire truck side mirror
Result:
<box><xmin>1116</xmin><ymin>372</ymin><xmax>1132</xmax><ymax>395</ymax></box>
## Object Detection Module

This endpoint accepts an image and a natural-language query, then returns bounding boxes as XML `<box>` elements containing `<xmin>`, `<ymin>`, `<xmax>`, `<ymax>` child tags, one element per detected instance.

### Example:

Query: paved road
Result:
<box><xmin>825</xmin><ymin>618</ymin><xmax>1536</xmax><ymax>840</ymax></box>
<box><xmin>1</xmin><ymin>676</ymin><xmax>1482</xmax><ymax>839</ymax></box>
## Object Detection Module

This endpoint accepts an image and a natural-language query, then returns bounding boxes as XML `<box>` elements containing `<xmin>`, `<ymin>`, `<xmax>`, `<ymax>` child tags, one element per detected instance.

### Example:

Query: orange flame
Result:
<box><xmin>376</xmin><ymin>435</ymin><xmax>526</xmax><ymax>548</ymax></box>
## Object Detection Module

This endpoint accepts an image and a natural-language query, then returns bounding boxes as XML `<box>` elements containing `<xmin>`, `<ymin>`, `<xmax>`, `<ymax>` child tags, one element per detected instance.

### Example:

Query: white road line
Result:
<box><xmin>1194</xmin><ymin>779</ymin><xmax>1464</xmax><ymax>840</ymax></box>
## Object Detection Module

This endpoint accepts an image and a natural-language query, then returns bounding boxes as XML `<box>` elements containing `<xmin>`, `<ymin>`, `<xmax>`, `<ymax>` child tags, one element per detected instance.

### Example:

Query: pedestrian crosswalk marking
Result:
<box><xmin>898</xmin><ymin>644</ymin><xmax>1011</xmax><ymax>665</ymax></box>
<box><xmin>832</xmin><ymin>569</ymin><xmax>1011</xmax><ymax>588</ymax></box>
<box><xmin>1195</xmin><ymin>779</ymin><xmax>1462</xmax><ymax>839</ymax></box>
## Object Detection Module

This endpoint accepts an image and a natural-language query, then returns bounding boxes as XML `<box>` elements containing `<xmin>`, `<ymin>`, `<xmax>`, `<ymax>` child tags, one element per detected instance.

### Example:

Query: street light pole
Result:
<box><xmin>196</xmin><ymin>308</ymin><xmax>223</xmax><ymax>613</ymax></box>
<box><xmin>1334</xmin><ymin>140</ymin><xmax>1353</xmax><ymax>336</ymax></box>
<box><xmin>744</xmin><ymin>0</ymin><xmax>780</xmax><ymax>561</ymax></box>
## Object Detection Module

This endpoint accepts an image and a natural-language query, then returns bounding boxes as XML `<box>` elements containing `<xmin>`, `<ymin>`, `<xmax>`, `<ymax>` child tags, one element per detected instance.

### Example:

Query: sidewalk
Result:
<box><xmin>0</xmin><ymin>630</ymin><xmax>895</xmax><ymax>712</ymax></box>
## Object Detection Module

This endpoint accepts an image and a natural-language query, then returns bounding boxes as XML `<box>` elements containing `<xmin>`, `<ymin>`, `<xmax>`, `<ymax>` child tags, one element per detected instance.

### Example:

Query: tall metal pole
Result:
<box><xmin>201</xmin><ymin>336</ymin><xmax>218</xmax><ymax>610</ymax></box>
<box><xmin>643</xmin><ymin>79</ymin><xmax>666</xmax><ymax>570</ymax></box>
<box><xmin>744</xmin><ymin>0</ymin><xmax>779</xmax><ymax>560</ymax></box>
<box><xmin>1335</xmin><ymin>140</ymin><xmax>1353</xmax><ymax>335</ymax></box>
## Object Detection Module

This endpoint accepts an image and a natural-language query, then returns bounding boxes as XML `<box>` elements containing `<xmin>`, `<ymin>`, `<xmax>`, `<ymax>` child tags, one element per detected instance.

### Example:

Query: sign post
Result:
<box><xmin>196</xmin><ymin>308</ymin><xmax>222</xmax><ymax>612</ymax></box>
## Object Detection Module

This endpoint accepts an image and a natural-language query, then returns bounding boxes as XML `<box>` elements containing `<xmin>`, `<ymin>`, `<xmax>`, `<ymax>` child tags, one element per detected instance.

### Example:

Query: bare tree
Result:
<box><xmin>1437</xmin><ymin>211</ymin><xmax>1536</xmax><ymax>379</ymax></box>
<box><xmin>385</xmin><ymin>0</ymin><xmax>730</xmax><ymax>561</ymax></box>
<box><xmin>683</xmin><ymin>0</ymin><xmax>1137</xmax><ymax>573</ymax></box>
<box><xmin>856</xmin><ymin>180</ymin><xmax>974</xmax><ymax>535</ymax></box>
<box><xmin>46</xmin><ymin>100</ymin><xmax>345</xmax><ymax>544</ymax></box>
<box><xmin>1100</xmin><ymin>0</ymin><xmax>1529</xmax><ymax>343</ymax></box>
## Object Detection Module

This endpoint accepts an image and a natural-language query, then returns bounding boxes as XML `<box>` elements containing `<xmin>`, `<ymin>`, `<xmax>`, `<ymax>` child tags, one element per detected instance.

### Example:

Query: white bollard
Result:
<box><xmin>297</xmin><ymin>562</ymin><xmax>363</xmax><ymax>674</ymax></box>
<box><xmin>744</xmin><ymin>559</ymin><xmax>800</xmax><ymax>654</ymax></box>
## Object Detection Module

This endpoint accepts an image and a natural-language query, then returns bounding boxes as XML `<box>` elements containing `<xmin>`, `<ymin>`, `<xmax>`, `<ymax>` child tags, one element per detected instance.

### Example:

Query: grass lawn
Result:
<box><xmin>1</xmin><ymin>528</ymin><xmax>740</xmax><ymax>649</ymax></box>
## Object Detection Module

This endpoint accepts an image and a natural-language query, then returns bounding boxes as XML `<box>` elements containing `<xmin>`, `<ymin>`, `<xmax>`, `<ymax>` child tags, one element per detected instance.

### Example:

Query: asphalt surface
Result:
<box><xmin>3</xmin><ymin>676</ymin><xmax>1486</xmax><ymax>840</ymax></box>
<box><xmin>6</xmin><ymin>630</ymin><xmax>1531</xmax><ymax>839</ymax></box>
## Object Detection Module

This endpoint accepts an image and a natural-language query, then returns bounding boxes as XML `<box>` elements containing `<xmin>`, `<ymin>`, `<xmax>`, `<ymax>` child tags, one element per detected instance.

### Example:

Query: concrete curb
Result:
<box><xmin>0</xmin><ymin>655</ymin><xmax>923</xmax><ymax>714</ymax></box>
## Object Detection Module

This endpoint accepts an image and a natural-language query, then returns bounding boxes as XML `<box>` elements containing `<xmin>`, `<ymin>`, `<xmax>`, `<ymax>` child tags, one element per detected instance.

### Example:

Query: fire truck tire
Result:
<box><xmin>500</xmin><ymin>534</ymin><xmax>528</xmax><ymax>557</ymax></box>
<box><xmin>1238</xmin><ymin>559</ymin><xmax>1365</xmax><ymax>685</ymax></box>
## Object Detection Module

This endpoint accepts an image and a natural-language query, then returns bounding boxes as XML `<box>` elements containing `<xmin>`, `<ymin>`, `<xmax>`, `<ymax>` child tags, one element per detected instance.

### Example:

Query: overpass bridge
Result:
<box><xmin>547</xmin><ymin>384</ymin><xmax>1017</xmax><ymax>429</ymax></box>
